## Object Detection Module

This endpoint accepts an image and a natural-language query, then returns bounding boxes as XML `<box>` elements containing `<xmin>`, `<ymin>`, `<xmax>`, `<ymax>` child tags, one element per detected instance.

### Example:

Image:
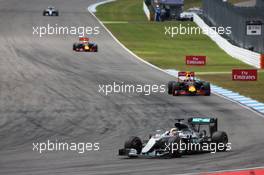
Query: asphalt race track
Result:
<box><xmin>0</xmin><ymin>0</ymin><xmax>264</xmax><ymax>174</ymax></box>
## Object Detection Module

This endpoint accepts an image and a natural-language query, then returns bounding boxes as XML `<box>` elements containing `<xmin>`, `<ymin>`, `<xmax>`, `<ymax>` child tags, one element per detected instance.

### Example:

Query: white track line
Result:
<box><xmin>88</xmin><ymin>0</ymin><xmax>116</xmax><ymax>13</ymax></box>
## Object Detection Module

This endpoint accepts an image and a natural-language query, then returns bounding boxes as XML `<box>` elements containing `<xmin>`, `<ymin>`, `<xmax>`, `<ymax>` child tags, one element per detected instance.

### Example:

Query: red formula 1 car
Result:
<box><xmin>168</xmin><ymin>72</ymin><xmax>211</xmax><ymax>96</ymax></box>
<box><xmin>73</xmin><ymin>38</ymin><xmax>98</xmax><ymax>52</ymax></box>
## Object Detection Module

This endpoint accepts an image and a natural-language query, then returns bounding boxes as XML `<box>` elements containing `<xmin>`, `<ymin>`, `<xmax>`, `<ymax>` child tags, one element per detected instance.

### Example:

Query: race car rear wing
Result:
<box><xmin>79</xmin><ymin>37</ymin><xmax>89</xmax><ymax>43</ymax></box>
<box><xmin>188</xmin><ymin>117</ymin><xmax>217</xmax><ymax>124</ymax></box>
<box><xmin>178</xmin><ymin>71</ymin><xmax>195</xmax><ymax>81</ymax></box>
<box><xmin>188</xmin><ymin>117</ymin><xmax>218</xmax><ymax>134</ymax></box>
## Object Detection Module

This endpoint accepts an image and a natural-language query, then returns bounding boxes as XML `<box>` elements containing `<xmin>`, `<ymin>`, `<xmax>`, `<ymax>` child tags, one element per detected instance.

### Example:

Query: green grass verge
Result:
<box><xmin>96</xmin><ymin>0</ymin><xmax>253</xmax><ymax>72</ymax></box>
<box><xmin>199</xmin><ymin>73</ymin><xmax>264</xmax><ymax>102</ymax></box>
<box><xmin>96</xmin><ymin>0</ymin><xmax>264</xmax><ymax>102</ymax></box>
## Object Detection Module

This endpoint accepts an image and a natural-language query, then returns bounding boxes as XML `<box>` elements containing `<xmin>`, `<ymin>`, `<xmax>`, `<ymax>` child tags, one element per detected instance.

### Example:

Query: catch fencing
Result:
<box><xmin>193</xmin><ymin>13</ymin><xmax>261</xmax><ymax>68</ymax></box>
<box><xmin>202</xmin><ymin>0</ymin><xmax>264</xmax><ymax>54</ymax></box>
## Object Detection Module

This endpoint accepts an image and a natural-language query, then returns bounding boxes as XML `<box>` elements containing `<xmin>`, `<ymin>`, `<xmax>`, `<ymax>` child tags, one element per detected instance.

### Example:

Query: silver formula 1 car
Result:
<box><xmin>43</xmin><ymin>6</ymin><xmax>59</xmax><ymax>16</ymax></box>
<box><xmin>118</xmin><ymin>117</ymin><xmax>229</xmax><ymax>158</ymax></box>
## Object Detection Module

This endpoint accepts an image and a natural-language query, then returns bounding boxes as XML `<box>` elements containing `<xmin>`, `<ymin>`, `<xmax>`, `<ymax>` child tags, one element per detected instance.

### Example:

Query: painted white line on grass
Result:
<box><xmin>102</xmin><ymin>21</ymin><xmax>128</xmax><ymax>24</ymax></box>
<box><xmin>196</xmin><ymin>71</ymin><xmax>231</xmax><ymax>75</ymax></box>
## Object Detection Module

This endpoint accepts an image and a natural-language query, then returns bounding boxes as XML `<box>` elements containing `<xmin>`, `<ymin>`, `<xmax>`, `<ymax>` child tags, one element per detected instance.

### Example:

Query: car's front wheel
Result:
<box><xmin>167</xmin><ymin>137</ymin><xmax>182</xmax><ymax>158</ymax></box>
<box><xmin>124</xmin><ymin>136</ymin><xmax>142</xmax><ymax>155</ymax></box>
<box><xmin>203</xmin><ymin>82</ymin><xmax>211</xmax><ymax>96</ymax></box>
<box><xmin>93</xmin><ymin>45</ymin><xmax>98</xmax><ymax>52</ymax></box>
<box><xmin>73</xmin><ymin>43</ymin><xmax>78</xmax><ymax>51</ymax></box>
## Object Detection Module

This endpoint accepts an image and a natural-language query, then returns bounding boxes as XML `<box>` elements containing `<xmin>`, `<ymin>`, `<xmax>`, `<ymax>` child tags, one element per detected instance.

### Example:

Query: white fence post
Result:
<box><xmin>143</xmin><ymin>1</ymin><xmax>151</xmax><ymax>21</ymax></box>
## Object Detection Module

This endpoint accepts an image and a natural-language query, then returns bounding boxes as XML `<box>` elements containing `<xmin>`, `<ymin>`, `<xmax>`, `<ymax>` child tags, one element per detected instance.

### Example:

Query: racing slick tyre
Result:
<box><xmin>73</xmin><ymin>43</ymin><xmax>78</xmax><ymax>51</ymax></box>
<box><xmin>52</xmin><ymin>12</ymin><xmax>58</xmax><ymax>16</ymax></box>
<box><xmin>124</xmin><ymin>136</ymin><xmax>142</xmax><ymax>154</ymax></box>
<box><xmin>203</xmin><ymin>82</ymin><xmax>211</xmax><ymax>96</ymax></box>
<box><xmin>212</xmin><ymin>131</ymin><xmax>228</xmax><ymax>152</ymax></box>
<box><xmin>93</xmin><ymin>46</ymin><xmax>98</xmax><ymax>52</ymax></box>
<box><xmin>172</xmin><ymin>82</ymin><xmax>181</xmax><ymax>96</ymax></box>
<box><xmin>167</xmin><ymin>137</ymin><xmax>182</xmax><ymax>158</ymax></box>
<box><xmin>168</xmin><ymin>81</ymin><xmax>176</xmax><ymax>94</ymax></box>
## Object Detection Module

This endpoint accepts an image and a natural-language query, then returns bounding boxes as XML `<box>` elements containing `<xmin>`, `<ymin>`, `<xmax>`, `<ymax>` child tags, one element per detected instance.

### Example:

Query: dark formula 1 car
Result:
<box><xmin>118</xmin><ymin>117</ymin><xmax>229</xmax><ymax>158</ymax></box>
<box><xmin>168</xmin><ymin>72</ymin><xmax>211</xmax><ymax>96</ymax></box>
<box><xmin>43</xmin><ymin>6</ymin><xmax>59</xmax><ymax>16</ymax></box>
<box><xmin>73</xmin><ymin>38</ymin><xmax>98</xmax><ymax>52</ymax></box>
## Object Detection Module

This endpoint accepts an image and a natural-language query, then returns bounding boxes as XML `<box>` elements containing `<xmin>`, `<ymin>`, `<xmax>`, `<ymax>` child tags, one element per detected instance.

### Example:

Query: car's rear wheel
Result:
<box><xmin>93</xmin><ymin>46</ymin><xmax>98</xmax><ymax>52</ymax></box>
<box><xmin>168</xmin><ymin>81</ymin><xmax>176</xmax><ymax>94</ymax></box>
<box><xmin>73</xmin><ymin>43</ymin><xmax>78</xmax><ymax>51</ymax></box>
<box><xmin>212</xmin><ymin>131</ymin><xmax>228</xmax><ymax>152</ymax></box>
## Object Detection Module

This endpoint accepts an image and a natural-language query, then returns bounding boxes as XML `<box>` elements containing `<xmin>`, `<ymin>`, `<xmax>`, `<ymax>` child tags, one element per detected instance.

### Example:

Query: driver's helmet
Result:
<box><xmin>185</xmin><ymin>72</ymin><xmax>192</xmax><ymax>81</ymax></box>
<box><xmin>170</xmin><ymin>128</ymin><xmax>178</xmax><ymax>136</ymax></box>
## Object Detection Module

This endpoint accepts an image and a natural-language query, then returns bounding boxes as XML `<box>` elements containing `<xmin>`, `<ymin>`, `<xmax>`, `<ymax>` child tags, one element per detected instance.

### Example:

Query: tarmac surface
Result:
<box><xmin>0</xmin><ymin>0</ymin><xmax>264</xmax><ymax>174</ymax></box>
